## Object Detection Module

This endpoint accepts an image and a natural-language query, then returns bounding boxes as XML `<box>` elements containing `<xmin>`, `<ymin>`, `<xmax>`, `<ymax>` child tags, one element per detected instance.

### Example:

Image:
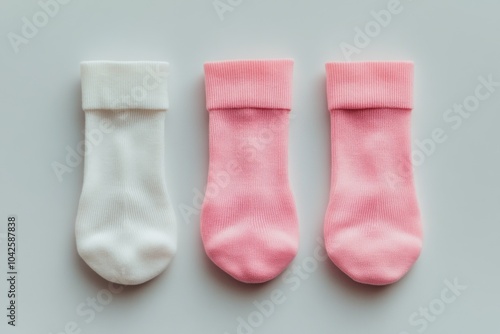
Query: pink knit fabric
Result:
<box><xmin>201</xmin><ymin>59</ymin><xmax>299</xmax><ymax>283</ymax></box>
<box><xmin>324</xmin><ymin>62</ymin><xmax>422</xmax><ymax>285</ymax></box>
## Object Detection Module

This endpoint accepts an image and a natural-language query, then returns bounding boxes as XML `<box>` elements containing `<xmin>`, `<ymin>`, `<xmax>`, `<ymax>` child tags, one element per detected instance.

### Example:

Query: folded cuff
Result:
<box><xmin>204</xmin><ymin>59</ymin><xmax>294</xmax><ymax>111</ymax></box>
<box><xmin>81</xmin><ymin>61</ymin><xmax>169</xmax><ymax>110</ymax></box>
<box><xmin>325</xmin><ymin>62</ymin><xmax>413</xmax><ymax>110</ymax></box>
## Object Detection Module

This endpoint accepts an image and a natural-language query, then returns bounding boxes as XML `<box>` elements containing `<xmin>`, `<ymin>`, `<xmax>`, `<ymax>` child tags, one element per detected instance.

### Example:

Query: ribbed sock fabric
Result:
<box><xmin>75</xmin><ymin>61</ymin><xmax>177</xmax><ymax>285</ymax></box>
<box><xmin>324</xmin><ymin>62</ymin><xmax>422</xmax><ymax>285</ymax></box>
<box><xmin>201</xmin><ymin>59</ymin><xmax>299</xmax><ymax>283</ymax></box>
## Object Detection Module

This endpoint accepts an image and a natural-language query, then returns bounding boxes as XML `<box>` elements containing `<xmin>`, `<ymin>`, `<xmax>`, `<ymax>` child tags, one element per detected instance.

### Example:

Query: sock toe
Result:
<box><xmin>326</xmin><ymin>225</ymin><xmax>422</xmax><ymax>285</ymax></box>
<box><xmin>203</xmin><ymin>226</ymin><xmax>298</xmax><ymax>283</ymax></box>
<box><xmin>77</xmin><ymin>230</ymin><xmax>176</xmax><ymax>285</ymax></box>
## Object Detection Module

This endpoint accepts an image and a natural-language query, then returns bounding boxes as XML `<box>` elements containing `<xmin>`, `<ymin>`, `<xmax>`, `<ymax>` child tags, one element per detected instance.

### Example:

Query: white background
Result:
<box><xmin>1</xmin><ymin>0</ymin><xmax>499</xmax><ymax>333</ymax></box>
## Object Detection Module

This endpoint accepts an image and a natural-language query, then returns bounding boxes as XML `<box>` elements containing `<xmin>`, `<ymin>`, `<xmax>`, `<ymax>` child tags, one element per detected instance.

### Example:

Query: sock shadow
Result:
<box><xmin>322</xmin><ymin>249</ymin><xmax>417</xmax><ymax>304</ymax></box>
<box><xmin>324</xmin><ymin>260</ymin><xmax>394</xmax><ymax>297</ymax></box>
<box><xmin>195</xmin><ymin>74</ymin><xmax>209</xmax><ymax>177</ymax></box>
<box><xmin>201</xmin><ymin>251</ymin><xmax>272</xmax><ymax>296</ymax></box>
<box><xmin>74</xmin><ymin>81</ymin><xmax>84</xmax><ymax>128</ymax></box>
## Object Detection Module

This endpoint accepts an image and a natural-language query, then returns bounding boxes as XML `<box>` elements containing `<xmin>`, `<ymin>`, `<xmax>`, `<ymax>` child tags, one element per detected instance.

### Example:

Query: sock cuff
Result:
<box><xmin>80</xmin><ymin>61</ymin><xmax>169</xmax><ymax>111</ymax></box>
<box><xmin>204</xmin><ymin>59</ymin><xmax>294</xmax><ymax>111</ymax></box>
<box><xmin>325</xmin><ymin>61</ymin><xmax>413</xmax><ymax>110</ymax></box>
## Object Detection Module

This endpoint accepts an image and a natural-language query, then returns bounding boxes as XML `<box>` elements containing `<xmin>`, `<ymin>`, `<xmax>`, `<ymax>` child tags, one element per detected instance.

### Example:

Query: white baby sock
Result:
<box><xmin>75</xmin><ymin>61</ymin><xmax>177</xmax><ymax>285</ymax></box>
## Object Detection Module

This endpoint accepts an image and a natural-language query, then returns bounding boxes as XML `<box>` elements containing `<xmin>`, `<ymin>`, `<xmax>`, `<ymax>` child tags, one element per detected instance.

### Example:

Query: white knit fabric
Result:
<box><xmin>76</xmin><ymin>61</ymin><xmax>177</xmax><ymax>285</ymax></box>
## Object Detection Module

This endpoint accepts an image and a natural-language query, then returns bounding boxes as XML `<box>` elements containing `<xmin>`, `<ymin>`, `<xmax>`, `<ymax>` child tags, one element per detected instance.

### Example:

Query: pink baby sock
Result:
<box><xmin>324</xmin><ymin>62</ymin><xmax>423</xmax><ymax>285</ymax></box>
<box><xmin>201</xmin><ymin>59</ymin><xmax>299</xmax><ymax>283</ymax></box>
